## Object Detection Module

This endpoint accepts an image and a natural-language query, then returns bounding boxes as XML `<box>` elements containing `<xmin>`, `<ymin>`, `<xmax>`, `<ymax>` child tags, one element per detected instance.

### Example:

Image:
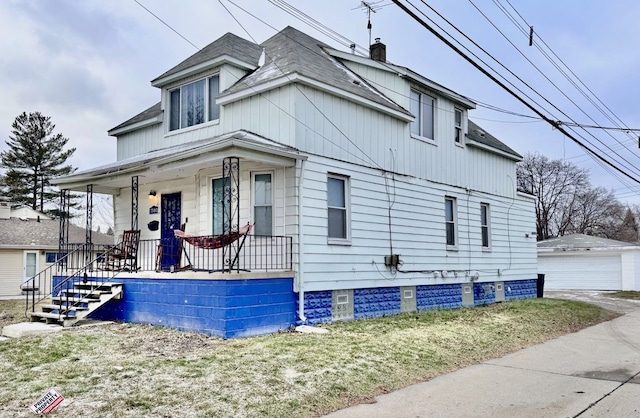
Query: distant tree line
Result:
<box><xmin>517</xmin><ymin>152</ymin><xmax>639</xmax><ymax>242</ymax></box>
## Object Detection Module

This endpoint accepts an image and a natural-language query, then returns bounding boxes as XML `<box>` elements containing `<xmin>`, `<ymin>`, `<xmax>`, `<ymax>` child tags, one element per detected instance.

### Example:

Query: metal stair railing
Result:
<box><xmin>24</xmin><ymin>243</ymin><xmax>123</xmax><ymax>321</ymax></box>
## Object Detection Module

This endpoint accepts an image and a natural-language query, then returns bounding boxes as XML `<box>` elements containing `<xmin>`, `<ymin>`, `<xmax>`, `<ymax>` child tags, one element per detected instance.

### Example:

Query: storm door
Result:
<box><xmin>160</xmin><ymin>192</ymin><xmax>182</xmax><ymax>271</ymax></box>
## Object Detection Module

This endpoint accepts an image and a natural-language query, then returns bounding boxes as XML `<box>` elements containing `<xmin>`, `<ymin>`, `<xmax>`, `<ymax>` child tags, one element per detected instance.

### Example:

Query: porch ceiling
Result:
<box><xmin>53</xmin><ymin>130</ymin><xmax>306</xmax><ymax>193</ymax></box>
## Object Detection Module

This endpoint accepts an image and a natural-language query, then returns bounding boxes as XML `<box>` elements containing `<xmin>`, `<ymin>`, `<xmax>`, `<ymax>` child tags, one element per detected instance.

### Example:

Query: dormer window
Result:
<box><xmin>454</xmin><ymin>108</ymin><xmax>463</xmax><ymax>144</ymax></box>
<box><xmin>169</xmin><ymin>75</ymin><xmax>220</xmax><ymax>131</ymax></box>
<box><xmin>410</xmin><ymin>89</ymin><xmax>435</xmax><ymax>141</ymax></box>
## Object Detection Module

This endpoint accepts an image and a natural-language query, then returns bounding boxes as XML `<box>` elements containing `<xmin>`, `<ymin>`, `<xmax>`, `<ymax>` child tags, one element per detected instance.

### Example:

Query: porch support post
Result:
<box><xmin>58</xmin><ymin>188</ymin><xmax>70</xmax><ymax>269</ymax></box>
<box><xmin>222</xmin><ymin>157</ymin><xmax>240</xmax><ymax>272</ymax></box>
<box><xmin>85</xmin><ymin>184</ymin><xmax>93</xmax><ymax>266</ymax></box>
<box><xmin>131</xmin><ymin>175</ymin><xmax>139</xmax><ymax>231</ymax></box>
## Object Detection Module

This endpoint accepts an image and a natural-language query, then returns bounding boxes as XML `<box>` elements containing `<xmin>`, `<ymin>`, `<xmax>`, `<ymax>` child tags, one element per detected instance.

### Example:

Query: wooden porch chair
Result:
<box><xmin>106</xmin><ymin>230</ymin><xmax>141</xmax><ymax>271</ymax></box>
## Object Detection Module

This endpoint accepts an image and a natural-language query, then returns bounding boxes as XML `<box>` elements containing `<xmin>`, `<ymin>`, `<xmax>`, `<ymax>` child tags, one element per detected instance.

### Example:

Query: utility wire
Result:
<box><xmin>133</xmin><ymin>0</ymin><xmax>200</xmax><ymax>50</ymax></box>
<box><xmin>467</xmin><ymin>0</ymin><xmax>640</xmax><ymax>176</ymax></box>
<box><xmin>391</xmin><ymin>0</ymin><xmax>640</xmax><ymax>184</ymax></box>
<box><xmin>501</xmin><ymin>0</ymin><xmax>635</xmax><ymax>139</ymax></box>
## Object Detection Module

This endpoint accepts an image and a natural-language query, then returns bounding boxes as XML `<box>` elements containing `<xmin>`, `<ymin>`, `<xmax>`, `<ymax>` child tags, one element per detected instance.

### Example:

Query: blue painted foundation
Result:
<box><xmin>53</xmin><ymin>275</ymin><xmax>537</xmax><ymax>337</ymax></box>
<box><xmin>56</xmin><ymin>275</ymin><xmax>297</xmax><ymax>339</ymax></box>
<box><xmin>302</xmin><ymin>279</ymin><xmax>537</xmax><ymax>325</ymax></box>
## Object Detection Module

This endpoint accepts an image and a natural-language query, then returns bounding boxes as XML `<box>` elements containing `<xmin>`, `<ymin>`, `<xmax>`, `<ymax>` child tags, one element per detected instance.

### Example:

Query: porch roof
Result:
<box><xmin>53</xmin><ymin>130</ymin><xmax>307</xmax><ymax>193</ymax></box>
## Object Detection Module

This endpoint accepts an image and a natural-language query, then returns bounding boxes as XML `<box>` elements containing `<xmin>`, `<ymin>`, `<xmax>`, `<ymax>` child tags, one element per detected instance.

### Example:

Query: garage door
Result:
<box><xmin>538</xmin><ymin>253</ymin><xmax>622</xmax><ymax>290</ymax></box>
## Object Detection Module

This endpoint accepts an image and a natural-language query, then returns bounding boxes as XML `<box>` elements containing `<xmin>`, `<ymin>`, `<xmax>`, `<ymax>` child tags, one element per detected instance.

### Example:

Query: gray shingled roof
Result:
<box><xmin>467</xmin><ymin>120</ymin><xmax>521</xmax><ymax>159</ymax></box>
<box><xmin>221</xmin><ymin>26</ymin><xmax>410</xmax><ymax>116</ymax></box>
<box><xmin>109</xmin><ymin>102</ymin><xmax>162</xmax><ymax>133</ymax></box>
<box><xmin>152</xmin><ymin>32</ymin><xmax>263</xmax><ymax>84</ymax></box>
<box><xmin>0</xmin><ymin>219</ymin><xmax>114</xmax><ymax>247</ymax></box>
<box><xmin>537</xmin><ymin>234</ymin><xmax>639</xmax><ymax>249</ymax></box>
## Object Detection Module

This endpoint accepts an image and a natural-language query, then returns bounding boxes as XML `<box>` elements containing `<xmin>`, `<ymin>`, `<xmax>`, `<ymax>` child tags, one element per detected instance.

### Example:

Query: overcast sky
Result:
<box><xmin>2</xmin><ymin>0</ymin><xmax>640</xmax><ymax>206</ymax></box>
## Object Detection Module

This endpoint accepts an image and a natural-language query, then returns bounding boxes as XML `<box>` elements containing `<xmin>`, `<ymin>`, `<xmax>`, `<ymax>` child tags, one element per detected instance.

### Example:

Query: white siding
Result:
<box><xmin>223</xmin><ymin>85</ymin><xmax>296</xmax><ymax>145</ymax></box>
<box><xmin>117</xmin><ymin>124</ymin><xmax>164</xmax><ymax>161</ymax></box>
<box><xmin>114</xmin><ymin>178</ymin><xmax>198</xmax><ymax>241</ymax></box>
<box><xmin>299</xmin><ymin>156</ymin><xmax>537</xmax><ymax>291</ymax></box>
<box><xmin>293</xmin><ymin>85</ymin><xmax>517</xmax><ymax>196</ymax></box>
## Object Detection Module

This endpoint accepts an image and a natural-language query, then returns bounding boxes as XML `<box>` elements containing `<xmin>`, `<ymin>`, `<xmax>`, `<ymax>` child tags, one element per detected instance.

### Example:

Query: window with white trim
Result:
<box><xmin>327</xmin><ymin>174</ymin><xmax>350</xmax><ymax>243</ymax></box>
<box><xmin>169</xmin><ymin>75</ymin><xmax>220</xmax><ymax>131</ymax></box>
<box><xmin>410</xmin><ymin>89</ymin><xmax>435</xmax><ymax>140</ymax></box>
<box><xmin>454</xmin><ymin>108</ymin><xmax>463</xmax><ymax>144</ymax></box>
<box><xmin>253</xmin><ymin>173</ymin><xmax>273</xmax><ymax>236</ymax></box>
<box><xmin>445</xmin><ymin>197</ymin><xmax>457</xmax><ymax>248</ymax></box>
<box><xmin>481</xmin><ymin>203</ymin><xmax>491</xmax><ymax>249</ymax></box>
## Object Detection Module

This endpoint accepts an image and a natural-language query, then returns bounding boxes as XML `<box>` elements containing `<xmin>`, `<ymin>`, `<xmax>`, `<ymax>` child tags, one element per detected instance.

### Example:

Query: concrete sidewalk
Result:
<box><xmin>326</xmin><ymin>304</ymin><xmax>640</xmax><ymax>417</ymax></box>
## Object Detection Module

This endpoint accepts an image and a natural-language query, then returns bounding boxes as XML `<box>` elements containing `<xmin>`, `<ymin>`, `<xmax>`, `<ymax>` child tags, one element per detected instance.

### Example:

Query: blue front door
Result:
<box><xmin>160</xmin><ymin>192</ymin><xmax>181</xmax><ymax>271</ymax></box>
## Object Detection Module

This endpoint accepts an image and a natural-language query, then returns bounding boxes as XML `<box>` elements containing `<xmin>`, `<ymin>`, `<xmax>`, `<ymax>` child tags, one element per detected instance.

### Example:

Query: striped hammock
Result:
<box><xmin>174</xmin><ymin>223</ymin><xmax>253</xmax><ymax>250</ymax></box>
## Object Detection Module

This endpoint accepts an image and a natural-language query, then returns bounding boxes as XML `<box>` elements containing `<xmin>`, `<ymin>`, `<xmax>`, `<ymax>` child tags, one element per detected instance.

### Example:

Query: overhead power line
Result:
<box><xmin>390</xmin><ymin>0</ymin><xmax>640</xmax><ymax>185</ymax></box>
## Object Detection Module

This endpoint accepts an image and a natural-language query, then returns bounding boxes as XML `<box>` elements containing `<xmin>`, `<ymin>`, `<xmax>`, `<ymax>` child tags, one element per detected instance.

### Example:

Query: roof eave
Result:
<box><xmin>218</xmin><ymin>73</ymin><xmax>414</xmax><ymax>122</ymax></box>
<box><xmin>108</xmin><ymin>113</ymin><xmax>163</xmax><ymax>137</ymax></box>
<box><xmin>466</xmin><ymin>140</ymin><xmax>522</xmax><ymax>161</ymax></box>
<box><xmin>151</xmin><ymin>55</ymin><xmax>257</xmax><ymax>88</ymax></box>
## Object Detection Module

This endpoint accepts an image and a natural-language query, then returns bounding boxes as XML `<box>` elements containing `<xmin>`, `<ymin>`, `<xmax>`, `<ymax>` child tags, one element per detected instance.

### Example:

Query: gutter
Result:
<box><xmin>297</xmin><ymin>159</ymin><xmax>307</xmax><ymax>323</ymax></box>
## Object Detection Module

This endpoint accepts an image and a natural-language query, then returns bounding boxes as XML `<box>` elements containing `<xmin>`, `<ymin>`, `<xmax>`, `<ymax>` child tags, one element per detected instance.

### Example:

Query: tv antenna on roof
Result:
<box><xmin>353</xmin><ymin>1</ymin><xmax>385</xmax><ymax>47</ymax></box>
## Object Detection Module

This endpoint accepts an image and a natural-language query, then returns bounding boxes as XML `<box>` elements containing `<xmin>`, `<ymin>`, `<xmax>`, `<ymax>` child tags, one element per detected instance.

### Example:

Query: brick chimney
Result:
<box><xmin>369</xmin><ymin>37</ymin><xmax>386</xmax><ymax>62</ymax></box>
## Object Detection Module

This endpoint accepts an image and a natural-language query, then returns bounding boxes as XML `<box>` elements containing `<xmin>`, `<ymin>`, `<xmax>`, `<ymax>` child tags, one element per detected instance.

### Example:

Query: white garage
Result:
<box><xmin>538</xmin><ymin>234</ymin><xmax>640</xmax><ymax>291</ymax></box>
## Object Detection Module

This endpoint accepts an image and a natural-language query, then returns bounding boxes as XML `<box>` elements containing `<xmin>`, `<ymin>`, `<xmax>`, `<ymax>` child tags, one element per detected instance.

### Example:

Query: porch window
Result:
<box><xmin>212</xmin><ymin>177</ymin><xmax>230</xmax><ymax>235</ymax></box>
<box><xmin>328</xmin><ymin>174</ymin><xmax>350</xmax><ymax>243</ymax></box>
<box><xmin>410</xmin><ymin>89</ymin><xmax>435</xmax><ymax>141</ymax></box>
<box><xmin>445</xmin><ymin>196</ymin><xmax>457</xmax><ymax>249</ymax></box>
<box><xmin>253</xmin><ymin>173</ymin><xmax>273</xmax><ymax>236</ymax></box>
<box><xmin>481</xmin><ymin>203</ymin><xmax>491</xmax><ymax>249</ymax></box>
<box><xmin>169</xmin><ymin>74</ymin><xmax>220</xmax><ymax>131</ymax></box>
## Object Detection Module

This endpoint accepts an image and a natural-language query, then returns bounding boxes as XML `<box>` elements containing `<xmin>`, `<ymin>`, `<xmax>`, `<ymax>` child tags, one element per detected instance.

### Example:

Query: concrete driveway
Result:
<box><xmin>325</xmin><ymin>291</ymin><xmax>640</xmax><ymax>418</ymax></box>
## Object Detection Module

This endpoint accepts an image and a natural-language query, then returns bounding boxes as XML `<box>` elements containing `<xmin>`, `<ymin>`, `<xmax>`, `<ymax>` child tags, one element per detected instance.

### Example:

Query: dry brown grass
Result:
<box><xmin>0</xmin><ymin>298</ymin><xmax>617</xmax><ymax>417</ymax></box>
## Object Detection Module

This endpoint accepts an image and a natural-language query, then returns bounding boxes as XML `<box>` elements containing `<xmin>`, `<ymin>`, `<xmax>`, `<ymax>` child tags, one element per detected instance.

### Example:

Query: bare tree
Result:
<box><xmin>517</xmin><ymin>153</ymin><xmax>589</xmax><ymax>240</ymax></box>
<box><xmin>562</xmin><ymin>187</ymin><xmax>623</xmax><ymax>238</ymax></box>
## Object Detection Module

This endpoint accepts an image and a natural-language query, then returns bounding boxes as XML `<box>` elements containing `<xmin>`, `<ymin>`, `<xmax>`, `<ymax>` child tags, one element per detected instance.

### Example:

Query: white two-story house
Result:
<box><xmin>51</xmin><ymin>26</ymin><xmax>537</xmax><ymax>338</ymax></box>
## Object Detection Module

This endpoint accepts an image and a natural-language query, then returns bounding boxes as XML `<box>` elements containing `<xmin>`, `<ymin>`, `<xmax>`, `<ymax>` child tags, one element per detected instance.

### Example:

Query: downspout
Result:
<box><xmin>297</xmin><ymin>159</ymin><xmax>307</xmax><ymax>323</ymax></box>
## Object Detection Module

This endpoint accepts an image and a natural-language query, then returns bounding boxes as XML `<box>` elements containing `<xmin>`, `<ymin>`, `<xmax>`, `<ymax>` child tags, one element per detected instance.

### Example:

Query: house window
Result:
<box><xmin>481</xmin><ymin>203</ymin><xmax>491</xmax><ymax>249</ymax></box>
<box><xmin>445</xmin><ymin>197</ymin><xmax>457</xmax><ymax>248</ymax></box>
<box><xmin>253</xmin><ymin>173</ymin><xmax>273</xmax><ymax>236</ymax></box>
<box><xmin>45</xmin><ymin>252</ymin><xmax>57</xmax><ymax>263</ymax></box>
<box><xmin>328</xmin><ymin>174</ymin><xmax>350</xmax><ymax>243</ymax></box>
<box><xmin>454</xmin><ymin>108</ymin><xmax>463</xmax><ymax>144</ymax></box>
<box><xmin>169</xmin><ymin>75</ymin><xmax>220</xmax><ymax>131</ymax></box>
<box><xmin>212</xmin><ymin>177</ymin><xmax>230</xmax><ymax>235</ymax></box>
<box><xmin>410</xmin><ymin>89</ymin><xmax>435</xmax><ymax>140</ymax></box>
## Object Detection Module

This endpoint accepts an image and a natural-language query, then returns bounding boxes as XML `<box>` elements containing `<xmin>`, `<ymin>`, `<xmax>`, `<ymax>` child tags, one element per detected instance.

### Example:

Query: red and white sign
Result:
<box><xmin>30</xmin><ymin>388</ymin><xmax>64</xmax><ymax>415</ymax></box>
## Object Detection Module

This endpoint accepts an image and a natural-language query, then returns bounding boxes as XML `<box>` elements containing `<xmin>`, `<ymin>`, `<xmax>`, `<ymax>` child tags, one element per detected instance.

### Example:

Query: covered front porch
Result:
<box><xmin>54</xmin><ymin>130</ymin><xmax>305</xmax><ymax>276</ymax></box>
<box><xmin>30</xmin><ymin>130</ymin><xmax>307</xmax><ymax>337</ymax></box>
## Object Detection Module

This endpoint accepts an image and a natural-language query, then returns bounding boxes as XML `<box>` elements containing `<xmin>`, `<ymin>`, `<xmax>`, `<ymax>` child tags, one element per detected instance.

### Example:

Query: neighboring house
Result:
<box><xmin>0</xmin><ymin>202</ymin><xmax>112</xmax><ymax>297</ymax></box>
<box><xmin>51</xmin><ymin>27</ymin><xmax>538</xmax><ymax>338</ymax></box>
<box><xmin>538</xmin><ymin>234</ymin><xmax>640</xmax><ymax>291</ymax></box>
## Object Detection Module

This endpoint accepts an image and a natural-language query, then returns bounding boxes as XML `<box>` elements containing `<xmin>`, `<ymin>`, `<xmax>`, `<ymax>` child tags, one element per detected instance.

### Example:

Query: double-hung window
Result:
<box><xmin>454</xmin><ymin>108</ymin><xmax>463</xmax><ymax>144</ymax></box>
<box><xmin>253</xmin><ymin>173</ymin><xmax>273</xmax><ymax>236</ymax></box>
<box><xmin>445</xmin><ymin>197</ymin><xmax>457</xmax><ymax>248</ymax></box>
<box><xmin>327</xmin><ymin>174</ymin><xmax>350</xmax><ymax>243</ymax></box>
<box><xmin>410</xmin><ymin>89</ymin><xmax>435</xmax><ymax>140</ymax></box>
<box><xmin>481</xmin><ymin>203</ymin><xmax>491</xmax><ymax>249</ymax></box>
<box><xmin>169</xmin><ymin>75</ymin><xmax>220</xmax><ymax>131</ymax></box>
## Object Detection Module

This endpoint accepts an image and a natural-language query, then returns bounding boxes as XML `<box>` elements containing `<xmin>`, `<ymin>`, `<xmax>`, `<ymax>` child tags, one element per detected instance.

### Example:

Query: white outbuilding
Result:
<box><xmin>537</xmin><ymin>234</ymin><xmax>640</xmax><ymax>291</ymax></box>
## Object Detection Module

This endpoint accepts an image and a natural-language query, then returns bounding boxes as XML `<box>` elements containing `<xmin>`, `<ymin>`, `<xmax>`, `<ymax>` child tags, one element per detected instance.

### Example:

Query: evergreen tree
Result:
<box><xmin>1</xmin><ymin>112</ymin><xmax>76</xmax><ymax>215</ymax></box>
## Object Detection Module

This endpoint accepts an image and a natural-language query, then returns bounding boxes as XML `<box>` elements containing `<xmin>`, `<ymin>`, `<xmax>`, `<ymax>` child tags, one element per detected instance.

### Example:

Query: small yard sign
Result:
<box><xmin>30</xmin><ymin>388</ymin><xmax>64</xmax><ymax>415</ymax></box>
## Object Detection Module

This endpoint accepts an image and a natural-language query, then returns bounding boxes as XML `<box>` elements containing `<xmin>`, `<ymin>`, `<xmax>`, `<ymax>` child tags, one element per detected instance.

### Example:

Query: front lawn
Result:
<box><xmin>0</xmin><ymin>298</ymin><xmax>617</xmax><ymax>417</ymax></box>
